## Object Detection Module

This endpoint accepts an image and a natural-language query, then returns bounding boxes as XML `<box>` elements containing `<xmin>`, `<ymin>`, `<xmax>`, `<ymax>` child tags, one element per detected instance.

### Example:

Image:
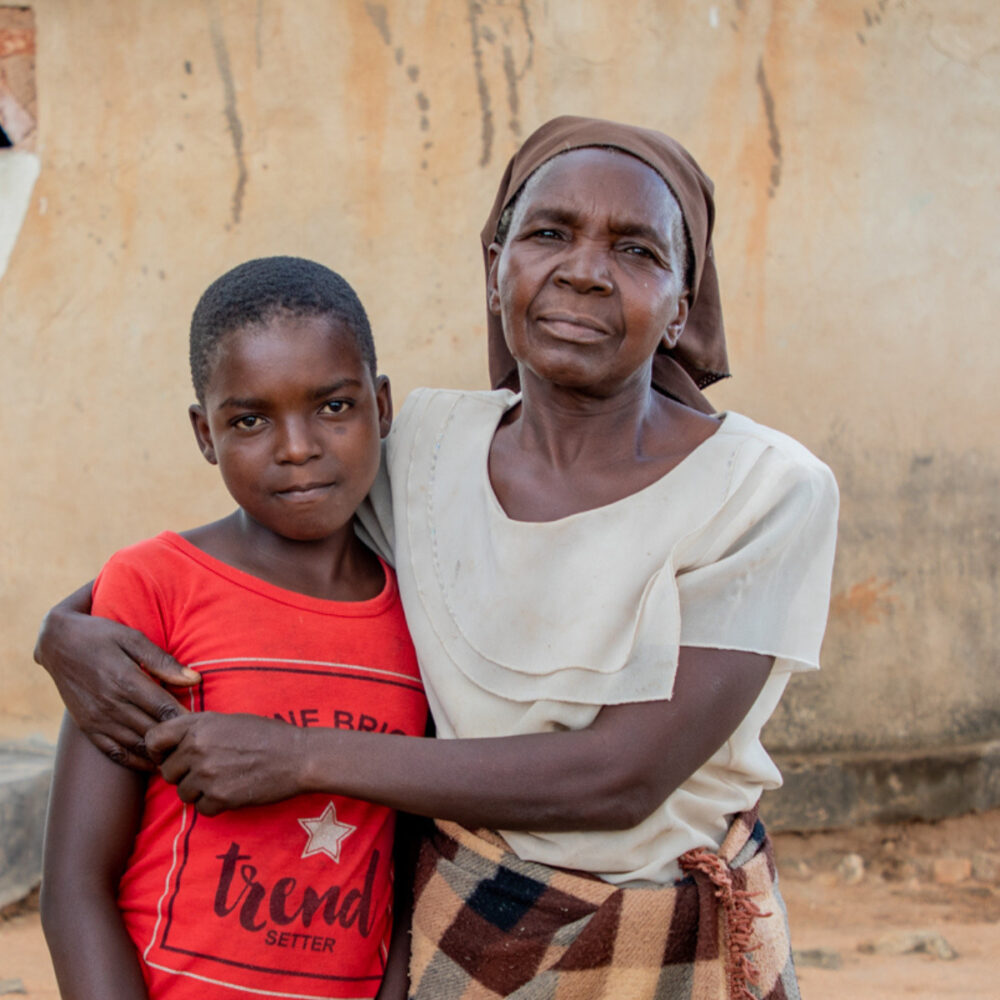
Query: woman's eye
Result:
<box><xmin>531</xmin><ymin>228</ymin><xmax>563</xmax><ymax>240</ymax></box>
<box><xmin>622</xmin><ymin>245</ymin><xmax>656</xmax><ymax>260</ymax></box>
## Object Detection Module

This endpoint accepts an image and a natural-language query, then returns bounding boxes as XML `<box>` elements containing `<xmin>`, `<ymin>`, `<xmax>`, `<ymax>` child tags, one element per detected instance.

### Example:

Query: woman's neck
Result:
<box><xmin>488</xmin><ymin>369</ymin><xmax>720</xmax><ymax>522</ymax></box>
<box><xmin>514</xmin><ymin>367</ymin><xmax>668</xmax><ymax>465</ymax></box>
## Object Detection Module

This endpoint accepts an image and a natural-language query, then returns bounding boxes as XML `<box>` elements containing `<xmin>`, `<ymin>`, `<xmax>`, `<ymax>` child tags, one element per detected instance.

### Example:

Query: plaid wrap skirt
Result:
<box><xmin>408</xmin><ymin>809</ymin><xmax>800</xmax><ymax>999</ymax></box>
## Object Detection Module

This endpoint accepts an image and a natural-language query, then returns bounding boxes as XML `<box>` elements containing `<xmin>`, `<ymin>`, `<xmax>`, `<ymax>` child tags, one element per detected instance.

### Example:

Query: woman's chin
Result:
<box><xmin>519</xmin><ymin>356</ymin><xmax>648</xmax><ymax>399</ymax></box>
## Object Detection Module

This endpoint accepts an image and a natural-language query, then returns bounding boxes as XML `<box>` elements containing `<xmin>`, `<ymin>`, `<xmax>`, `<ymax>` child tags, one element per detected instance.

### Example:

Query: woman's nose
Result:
<box><xmin>274</xmin><ymin>417</ymin><xmax>321</xmax><ymax>464</ymax></box>
<box><xmin>554</xmin><ymin>240</ymin><xmax>613</xmax><ymax>294</ymax></box>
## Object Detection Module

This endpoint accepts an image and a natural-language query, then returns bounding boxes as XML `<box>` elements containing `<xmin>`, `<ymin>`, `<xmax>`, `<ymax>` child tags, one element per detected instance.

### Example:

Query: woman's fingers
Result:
<box><xmin>149</xmin><ymin>713</ymin><xmax>303</xmax><ymax>814</ymax></box>
<box><xmin>108</xmin><ymin>653</ymin><xmax>189</xmax><ymax>725</ymax></box>
<box><xmin>35</xmin><ymin>589</ymin><xmax>193</xmax><ymax>764</ymax></box>
<box><xmin>145</xmin><ymin>715</ymin><xmax>194</xmax><ymax>766</ymax></box>
<box><xmin>118</xmin><ymin>630</ymin><xmax>200</xmax><ymax>689</ymax></box>
<box><xmin>89</xmin><ymin>731</ymin><xmax>157</xmax><ymax>772</ymax></box>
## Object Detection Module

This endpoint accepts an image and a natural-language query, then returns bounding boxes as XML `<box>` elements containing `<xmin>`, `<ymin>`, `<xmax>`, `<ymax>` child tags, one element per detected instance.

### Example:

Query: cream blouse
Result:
<box><xmin>359</xmin><ymin>388</ymin><xmax>839</xmax><ymax>884</ymax></box>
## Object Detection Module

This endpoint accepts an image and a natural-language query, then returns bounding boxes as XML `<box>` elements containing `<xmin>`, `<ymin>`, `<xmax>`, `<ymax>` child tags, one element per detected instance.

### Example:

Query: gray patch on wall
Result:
<box><xmin>772</xmin><ymin>445</ymin><xmax>1000</xmax><ymax>747</ymax></box>
<box><xmin>761</xmin><ymin>444</ymin><xmax>1000</xmax><ymax>827</ymax></box>
<box><xmin>0</xmin><ymin>5</ymin><xmax>37</xmax><ymax>282</ymax></box>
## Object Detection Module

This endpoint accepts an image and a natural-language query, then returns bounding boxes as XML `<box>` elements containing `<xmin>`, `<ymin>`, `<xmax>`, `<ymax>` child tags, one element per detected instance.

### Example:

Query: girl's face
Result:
<box><xmin>189</xmin><ymin>314</ymin><xmax>391</xmax><ymax>546</ymax></box>
<box><xmin>487</xmin><ymin>148</ymin><xmax>689</xmax><ymax>397</ymax></box>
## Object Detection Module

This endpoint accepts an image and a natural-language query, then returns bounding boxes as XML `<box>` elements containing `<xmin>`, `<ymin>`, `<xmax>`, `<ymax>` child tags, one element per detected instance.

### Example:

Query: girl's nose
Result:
<box><xmin>274</xmin><ymin>418</ymin><xmax>322</xmax><ymax>464</ymax></box>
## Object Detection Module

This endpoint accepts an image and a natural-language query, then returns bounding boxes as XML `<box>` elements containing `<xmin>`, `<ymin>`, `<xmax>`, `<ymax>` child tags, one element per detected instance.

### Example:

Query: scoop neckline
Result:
<box><xmin>481</xmin><ymin>392</ymin><xmax>732</xmax><ymax>526</ymax></box>
<box><xmin>159</xmin><ymin>530</ymin><xmax>396</xmax><ymax>616</ymax></box>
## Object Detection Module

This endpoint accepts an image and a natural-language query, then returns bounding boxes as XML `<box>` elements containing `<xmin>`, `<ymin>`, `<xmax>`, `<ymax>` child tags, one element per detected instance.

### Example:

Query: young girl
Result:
<box><xmin>41</xmin><ymin>257</ymin><xmax>427</xmax><ymax>999</ymax></box>
<box><xmin>39</xmin><ymin>118</ymin><xmax>838</xmax><ymax>999</ymax></box>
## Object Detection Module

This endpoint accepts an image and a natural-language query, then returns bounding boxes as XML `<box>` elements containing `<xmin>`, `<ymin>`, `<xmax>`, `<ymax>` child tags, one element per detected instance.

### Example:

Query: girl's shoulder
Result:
<box><xmin>96</xmin><ymin>531</ymin><xmax>192</xmax><ymax>582</ymax></box>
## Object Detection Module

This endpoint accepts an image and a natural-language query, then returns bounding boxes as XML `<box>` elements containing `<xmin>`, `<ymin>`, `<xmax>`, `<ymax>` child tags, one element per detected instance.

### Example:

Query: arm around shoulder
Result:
<box><xmin>34</xmin><ymin>560</ymin><xmax>198</xmax><ymax>770</ymax></box>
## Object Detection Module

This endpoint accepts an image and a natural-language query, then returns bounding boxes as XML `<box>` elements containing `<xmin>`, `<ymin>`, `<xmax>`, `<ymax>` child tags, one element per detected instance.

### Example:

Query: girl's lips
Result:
<box><xmin>275</xmin><ymin>482</ymin><xmax>334</xmax><ymax>500</ymax></box>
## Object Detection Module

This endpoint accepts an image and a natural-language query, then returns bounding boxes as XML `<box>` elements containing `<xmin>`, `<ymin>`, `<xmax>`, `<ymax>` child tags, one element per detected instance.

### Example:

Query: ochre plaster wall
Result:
<box><xmin>2</xmin><ymin>2</ymin><xmax>998</xmax><ymax>781</ymax></box>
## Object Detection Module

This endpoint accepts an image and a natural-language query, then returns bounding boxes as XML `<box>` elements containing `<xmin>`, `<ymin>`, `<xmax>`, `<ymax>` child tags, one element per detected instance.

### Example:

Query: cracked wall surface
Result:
<box><xmin>0</xmin><ymin>1</ymin><xmax>998</xmax><ymax>820</ymax></box>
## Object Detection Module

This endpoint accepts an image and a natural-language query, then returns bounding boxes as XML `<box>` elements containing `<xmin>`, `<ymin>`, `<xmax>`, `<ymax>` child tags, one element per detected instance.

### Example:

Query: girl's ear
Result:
<box><xmin>189</xmin><ymin>404</ymin><xmax>218</xmax><ymax>465</ymax></box>
<box><xmin>487</xmin><ymin>242</ymin><xmax>503</xmax><ymax>316</ymax></box>
<box><xmin>374</xmin><ymin>375</ymin><xmax>393</xmax><ymax>439</ymax></box>
<box><xmin>662</xmin><ymin>293</ymin><xmax>690</xmax><ymax>351</ymax></box>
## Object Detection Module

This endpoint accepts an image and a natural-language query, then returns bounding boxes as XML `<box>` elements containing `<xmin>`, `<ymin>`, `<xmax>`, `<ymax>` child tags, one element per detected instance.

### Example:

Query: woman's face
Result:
<box><xmin>487</xmin><ymin>147</ymin><xmax>689</xmax><ymax>397</ymax></box>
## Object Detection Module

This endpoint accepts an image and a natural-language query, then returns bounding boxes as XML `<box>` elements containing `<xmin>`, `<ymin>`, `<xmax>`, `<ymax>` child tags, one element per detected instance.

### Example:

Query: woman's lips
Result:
<box><xmin>536</xmin><ymin>313</ymin><xmax>610</xmax><ymax>343</ymax></box>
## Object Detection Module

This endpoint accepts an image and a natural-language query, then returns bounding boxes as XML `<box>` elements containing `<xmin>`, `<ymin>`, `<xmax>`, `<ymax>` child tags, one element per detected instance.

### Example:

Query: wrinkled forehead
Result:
<box><xmin>518</xmin><ymin>145</ymin><xmax>681</xmax><ymax>212</ymax></box>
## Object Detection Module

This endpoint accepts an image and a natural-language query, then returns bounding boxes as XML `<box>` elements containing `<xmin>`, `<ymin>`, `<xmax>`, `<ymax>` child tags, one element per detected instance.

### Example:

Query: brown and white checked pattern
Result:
<box><xmin>408</xmin><ymin>811</ymin><xmax>800</xmax><ymax>999</ymax></box>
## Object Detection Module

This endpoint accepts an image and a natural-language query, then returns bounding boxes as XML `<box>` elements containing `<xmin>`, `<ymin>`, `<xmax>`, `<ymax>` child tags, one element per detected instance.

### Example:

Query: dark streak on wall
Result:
<box><xmin>208</xmin><ymin>6</ymin><xmax>248</xmax><ymax>226</ymax></box>
<box><xmin>755</xmin><ymin>58</ymin><xmax>782</xmax><ymax>197</ymax></box>
<box><xmin>363</xmin><ymin>5</ymin><xmax>433</xmax><ymax>160</ymax></box>
<box><xmin>364</xmin><ymin>2</ymin><xmax>392</xmax><ymax>47</ymax></box>
<box><xmin>466</xmin><ymin>1</ymin><xmax>494</xmax><ymax>167</ymax></box>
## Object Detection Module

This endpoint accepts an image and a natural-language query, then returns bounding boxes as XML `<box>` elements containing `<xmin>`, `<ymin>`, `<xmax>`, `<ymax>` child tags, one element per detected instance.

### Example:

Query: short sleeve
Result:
<box><xmin>92</xmin><ymin>544</ymin><xmax>170</xmax><ymax>649</ymax></box>
<box><xmin>675</xmin><ymin>443</ymin><xmax>839</xmax><ymax>673</ymax></box>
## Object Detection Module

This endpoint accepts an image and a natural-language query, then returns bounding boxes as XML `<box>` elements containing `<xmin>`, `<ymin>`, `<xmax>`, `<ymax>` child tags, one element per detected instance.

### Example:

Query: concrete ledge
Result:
<box><xmin>4</xmin><ymin>734</ymin><xmax>999</xmax><ymax>897</ymax></box>
<box><xmin>762</xmin><ymin>737</ymin><xmax>1000</xmax><ymax>831</ymax></box>
<box><xmin>0</xmin><ymin>738</ymin><xmax>55</xmax><ymax>909</ymax></box>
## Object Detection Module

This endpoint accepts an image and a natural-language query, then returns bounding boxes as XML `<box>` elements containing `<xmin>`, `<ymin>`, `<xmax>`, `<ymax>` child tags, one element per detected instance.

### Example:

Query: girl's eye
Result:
<box><xmin>233</xmin><ymin>415</ymin><xmax>262</xmax><ymax>430</ymax></box>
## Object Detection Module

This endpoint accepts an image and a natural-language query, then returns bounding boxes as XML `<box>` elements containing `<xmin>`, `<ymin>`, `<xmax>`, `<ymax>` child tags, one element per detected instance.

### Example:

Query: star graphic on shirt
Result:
<box><xmin>298</xmin><ymin>802</ymin><xmax>356</xmax><ymax>863</ymax></box>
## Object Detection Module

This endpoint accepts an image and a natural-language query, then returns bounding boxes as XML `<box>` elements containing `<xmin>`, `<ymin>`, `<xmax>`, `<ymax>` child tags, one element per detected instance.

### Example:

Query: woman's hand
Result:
<box><xmin>35</xmin><ymin>582</ymin><xmax>199</xmax><ymax>769</ymax></box>
<box><xmin>147</xmin><ymin>647</ymin><xmax>773</xmax><ymax>832</ymax></box>
<box><xmin>146</xmin><ymin>713</ymin><xmax>305</xmax><ymax>814</ymax></box>
<box><xmin>144</xmin><ymin>646</ymin><xmax>774</xmax><ymax>832</ymax></box>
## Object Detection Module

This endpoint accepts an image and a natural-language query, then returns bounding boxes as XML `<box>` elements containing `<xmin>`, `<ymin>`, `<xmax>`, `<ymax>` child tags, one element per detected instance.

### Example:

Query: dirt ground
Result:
<box><xmin>2</xmin><ymin>807</ymin><xmax>998</xmax><ymax>998</ymax></box>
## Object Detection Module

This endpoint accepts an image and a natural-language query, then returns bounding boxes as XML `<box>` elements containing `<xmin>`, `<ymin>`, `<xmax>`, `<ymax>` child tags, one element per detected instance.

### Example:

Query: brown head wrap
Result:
<box><xmin>481</xmin><ymin>116</ymin><xmax>729</xmax><ymax>414</ymax></box>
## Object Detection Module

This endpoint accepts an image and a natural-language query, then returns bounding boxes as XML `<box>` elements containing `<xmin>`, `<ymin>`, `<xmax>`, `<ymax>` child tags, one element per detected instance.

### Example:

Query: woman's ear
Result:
<box><xmin>662</xmin><ymin>293</ymin><xmax>690</xmax><ymax>351</ymax></box>
<box><xmin>487</xmin><ymin>242</ymin><xmax>503</xmax><ymax>316</ymax></box>
<box><xmin>188</xmin><ymin>404</ymin><xmax>218</xmax><ymax>465</ymax></box>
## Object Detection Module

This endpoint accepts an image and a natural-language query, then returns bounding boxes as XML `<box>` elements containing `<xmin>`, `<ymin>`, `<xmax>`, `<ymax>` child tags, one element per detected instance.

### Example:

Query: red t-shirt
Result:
<box><xmin>91</xmin><ymin>532</ymin><xmax>427</xmax><ymax>999</ymax></box>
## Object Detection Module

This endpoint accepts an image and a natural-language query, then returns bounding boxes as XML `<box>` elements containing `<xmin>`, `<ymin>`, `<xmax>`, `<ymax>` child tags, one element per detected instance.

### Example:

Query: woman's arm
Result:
<box><xmin>35</xmin><ymin>582</ymin><xmax>199</xmax><ymax>768</ymax></box>
<box><xmin>147</xmin><ymin>646</ymin><xmax>772</xmax><ymax>831</ymax></box>
<box><xmin>41</xmin><ymin>714</ymin><xmax>150</xmax><ymax>999</ymax></box>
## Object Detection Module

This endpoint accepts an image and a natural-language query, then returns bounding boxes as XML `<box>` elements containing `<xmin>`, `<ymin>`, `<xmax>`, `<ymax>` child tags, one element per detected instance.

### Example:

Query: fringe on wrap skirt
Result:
<box><xmin>408</xmin><ymin>808</ymin><xmax>800</xmax><ymax>999</ymax></box>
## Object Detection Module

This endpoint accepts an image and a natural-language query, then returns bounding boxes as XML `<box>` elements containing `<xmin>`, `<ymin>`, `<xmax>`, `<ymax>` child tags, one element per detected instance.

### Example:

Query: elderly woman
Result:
<box><xmin>36</xmin><ymin>117</ymin><xmax>838</xmax><ymax>999</ymax></box>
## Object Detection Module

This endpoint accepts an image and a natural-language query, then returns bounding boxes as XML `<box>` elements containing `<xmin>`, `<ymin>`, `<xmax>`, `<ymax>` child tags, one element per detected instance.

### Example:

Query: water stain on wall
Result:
<box><xmin>830</xmin><ymin>576</ymin><xmax>896</xmax><ymax>625</ymax></box>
